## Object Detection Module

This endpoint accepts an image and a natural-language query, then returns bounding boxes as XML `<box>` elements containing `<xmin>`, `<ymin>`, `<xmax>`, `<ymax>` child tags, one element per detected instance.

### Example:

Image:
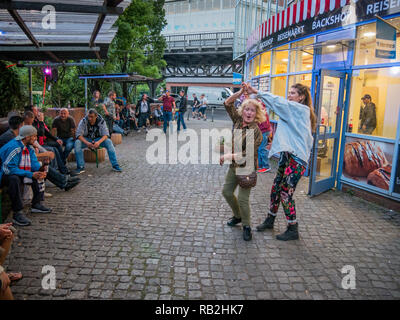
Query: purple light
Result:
<box><xmin>44</xmin><ymin>68</ymin><xmax>51</xmax><ymax>75</ymax></box>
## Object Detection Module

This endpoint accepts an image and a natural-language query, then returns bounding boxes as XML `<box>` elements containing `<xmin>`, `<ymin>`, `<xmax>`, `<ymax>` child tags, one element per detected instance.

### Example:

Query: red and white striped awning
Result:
<box><xmin>247</xmin><ymin>0</ymin><xmax>355</xmax><ymax>50</ymax></box>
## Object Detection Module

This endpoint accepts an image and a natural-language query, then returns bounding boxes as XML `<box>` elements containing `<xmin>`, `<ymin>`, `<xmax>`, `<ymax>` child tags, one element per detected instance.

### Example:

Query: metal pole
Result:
<box><xmin>85</xmin><ymin>78</ymin><xmax>88</xmax><ymax>113</ymax></box>
<box><xmin>28</xmin><ymin>67</ymin><xmax>33</xmax><ymax>105</ymax></box>
<box><xmin>211</xmin><ymin>107</ymin><xmax>214</xmax><ymax>122</ymax></box>
<box><xmin>375</xmin><ymin>15</ymin><xmax>400</xmax><ymax>32</ymax></box>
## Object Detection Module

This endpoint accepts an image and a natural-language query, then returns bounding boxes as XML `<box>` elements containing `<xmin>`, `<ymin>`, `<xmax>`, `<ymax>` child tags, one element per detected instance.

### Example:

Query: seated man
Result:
<box><xmin>51</xmin><ymin>108</ymin><xmax>76</xmax><ymax>163</ymax></box>
<box><xmin>24</xmin><ymin>111</ymin><xmax>69</xmax><ymax>176</ymax></box>
<box><xmin>0</xmin><ymin>115</ymin><xmax>79</xmax><ymax>192</ymax></box>
<box><xmin>113</xmin><ymin>105</ymin><xmax>128</xmax><ymax>136</ymax></box>
<box><xmin>128</xmin><ymin>105</ymin><xmax>139</xmax><ymax>131</ymax></box>
<box><xmin>31</xmin><ymin>106</ymin><xmax>65</xmax><ymax>163</ymax></box>
<box><xmin>152</xmin><ymin>105</ymin><xmax>163</xmax><ymax>126</ymax></box>
<box><xmin>120</xmin><ymin>103</ymin><xmax>135</xmax><ymax>132</ymax></box>
<box><xmin>0</xmin><ymin>223</ymin><xmax>21</xmax><ymax>300</ymax></box>
<box><xmin>0</xmin><ymin>126</ymin><xmax>51</xmax><ymax>226</ymax></box>
<box><xmin>73</xmin><ymin>109</ymin><xmax>122</xmax><ymax>174</ymax></box>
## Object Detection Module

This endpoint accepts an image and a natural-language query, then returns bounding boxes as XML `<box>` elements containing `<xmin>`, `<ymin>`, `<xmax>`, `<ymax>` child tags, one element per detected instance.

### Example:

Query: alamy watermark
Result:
<box><xmin>41</xmin><ymin>265</ymin><xmax>56</xmax><ymax>290</ymax></box>
<box><xmin>41</xmin><ymin>5</ymin><xmax>56</xmax><ymax>30</ymax></box>
<box><xmin>341</xmin><ymin>265</ymin><xmax>356</xmax><ymax>290</ymax></box>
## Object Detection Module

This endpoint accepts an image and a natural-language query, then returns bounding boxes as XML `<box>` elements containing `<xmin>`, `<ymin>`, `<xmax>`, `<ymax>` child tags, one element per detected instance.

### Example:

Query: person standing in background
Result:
<box><xmin>136</xmin><ymin>94</ymin><xmax>154</xmax><ymax>133</ymax></box>
<box><xmin>191</xmin><ymin>93</ymin><xmax>200</xmax><ymax>119</ymax></box>
<box><xmin>198</xmin><ymin>94</ymin><xmax>208</xmax><ymax>121</ymax></box>
<box><xmin>359</xmin><ymin>94</ymin><xmax>377</xmax><ymax>135</ymax></box>
<box><xmin>103</xmin><ymin>91</ymin><xmax>117</xmax><ymax>138</ymax></box>
<box><xmin>177</xmin><ymin>90</ymin><xmax>188</xmax><ymax>132</ymax></box>
<box><xmin>158</xmin><ymin>90</ymin><xmax>176</xmax><ymax>134</ymax></box>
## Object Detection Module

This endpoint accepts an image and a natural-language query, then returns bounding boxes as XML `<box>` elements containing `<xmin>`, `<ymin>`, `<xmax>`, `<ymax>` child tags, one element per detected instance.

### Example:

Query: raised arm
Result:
<box><xmin>245</xmin><ymin>83</ymin><xmax>293</xmax><ymax>122</ymax></box>
<box><xmin>224</xmin><ymin>86</ymin><xmax>244</xmax><ymax>121</ymax></box>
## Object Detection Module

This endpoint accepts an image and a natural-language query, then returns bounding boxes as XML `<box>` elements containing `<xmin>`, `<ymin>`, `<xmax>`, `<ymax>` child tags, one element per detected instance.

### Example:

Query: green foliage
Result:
<box><xmin>0</xmin><ymin>0</ymin><xmax>167</xmax><ymax>113</ymax></box>
<box><xmin>0</xmin><ymin>61</ymin><xmax>25</xmax><ymax>116</ymax></box>
<box><xmin>44</xmin><ymin>116</ymin><xmax>53</xmax><ymax>128</ymax></box>
<box><xmin>108</xmin><ymin>0</ymin><xmax>167</xmax><ymax>98</ymax></box>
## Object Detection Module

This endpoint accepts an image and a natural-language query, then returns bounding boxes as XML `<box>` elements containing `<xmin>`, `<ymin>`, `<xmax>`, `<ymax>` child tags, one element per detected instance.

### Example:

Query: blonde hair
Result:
<box><xmin>238</xmin><ymin>99</ymin><xmax>266</xmax><ymax>124</ymax></box>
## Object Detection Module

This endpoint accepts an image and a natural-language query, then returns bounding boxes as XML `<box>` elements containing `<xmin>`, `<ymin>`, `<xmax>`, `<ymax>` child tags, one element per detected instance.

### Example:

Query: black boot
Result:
<box><xmin>243</xmin><ymin>226</ymin><xmax>252</xmax><ymax>241</ymax></box>
<box><xmin>276</xmin><ymin>223</ymin><xmax>299</xmax><ymax>241</ymax></box>
<box><xmin>256</xmin><ymin>214</ymin><xmax>276</xmax><ymax>231</ymax></box>
<box><xmin>227</xmin><ymin>217</ymin><xmax>241</xmax><ymax>227</ymax></box>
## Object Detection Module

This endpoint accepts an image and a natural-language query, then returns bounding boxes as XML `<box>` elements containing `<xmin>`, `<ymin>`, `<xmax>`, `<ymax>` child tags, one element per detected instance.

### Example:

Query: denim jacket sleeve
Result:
<box><xmin>257</xmin><ymin>91</ymin><xmax>297</xmax><ymax>122</ymax></box>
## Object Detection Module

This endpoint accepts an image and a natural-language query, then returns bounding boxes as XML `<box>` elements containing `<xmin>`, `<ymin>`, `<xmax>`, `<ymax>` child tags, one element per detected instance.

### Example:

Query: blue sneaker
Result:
<box><xmin>13</xmin><ymin>211</ymin><xmax>32</xmax><ymax>226</ymax></box>
<box><xmin>112</xmin><ymin>165</ymin><xmax>122</xmax><ymax>172</ymax></box>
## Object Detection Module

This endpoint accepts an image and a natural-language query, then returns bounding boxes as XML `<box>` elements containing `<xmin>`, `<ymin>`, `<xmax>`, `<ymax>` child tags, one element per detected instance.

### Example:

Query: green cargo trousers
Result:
<box><xmin>222</xmin><ymin>166</ymin><xmax>252</xmax><ymax>227</ymax></box>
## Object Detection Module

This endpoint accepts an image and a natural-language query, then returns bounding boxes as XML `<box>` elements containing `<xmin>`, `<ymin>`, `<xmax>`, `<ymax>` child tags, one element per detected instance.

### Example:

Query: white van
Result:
<box><xmin>187</xmin><ymin>86</ymin><xmax>233</xmax><ymax>108</ymax></box>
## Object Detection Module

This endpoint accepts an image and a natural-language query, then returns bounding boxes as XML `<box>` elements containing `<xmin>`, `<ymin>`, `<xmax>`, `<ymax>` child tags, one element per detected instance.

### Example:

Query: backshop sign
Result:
<box><xmin>247</xmin><ymin>0</ymin><xmax>400</xmax><ymax>54</ymax></box>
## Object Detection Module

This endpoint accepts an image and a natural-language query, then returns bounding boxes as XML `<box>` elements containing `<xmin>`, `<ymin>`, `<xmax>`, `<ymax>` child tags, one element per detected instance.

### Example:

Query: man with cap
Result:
<box><xmin>359</xmin><ymin>94</ymin><xmax>377</xmax><ymax>135</ymax></box>
<box><xmin>0</xmin><ymin>125</ymin><xmax>52</xmax><ymax>226</ymax></box>
<box><xmin>0</xmin><ymin>115</ymin><xmax>80</xmax><ymax>192</ymax></box>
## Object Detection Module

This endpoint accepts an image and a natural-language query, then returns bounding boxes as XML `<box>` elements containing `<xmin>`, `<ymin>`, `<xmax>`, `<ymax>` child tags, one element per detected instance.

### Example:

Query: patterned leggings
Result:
<box><xmin>270</xmin><ymin>152</ymin><xmax>306</xmax><ymax>224</ymax></box>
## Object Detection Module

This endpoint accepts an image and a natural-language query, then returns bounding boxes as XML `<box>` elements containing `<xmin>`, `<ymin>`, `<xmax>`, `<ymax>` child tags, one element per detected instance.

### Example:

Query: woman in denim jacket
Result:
<box><xmin>245</xmin><ymin>83</ymin><xmax>316</xmax><ymax>241</ymax></box>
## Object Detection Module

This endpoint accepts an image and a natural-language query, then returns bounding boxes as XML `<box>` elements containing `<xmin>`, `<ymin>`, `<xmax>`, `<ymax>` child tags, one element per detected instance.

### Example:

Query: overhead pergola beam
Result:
<box><xmin>7</xmin><ymin>9</ymin><xmax>40</xmax><ymax>48</ymax></box>
<box><xmin>0</xmin><ymin>1</ymin><xmax>123</xmax><ymax>15</ymax></box>
<box><xmin>0</xmin><ymin>46</ymin><xmax>100</xmax><ymax>52</ymax></box>
<box><xmin>22</xmin><ymin>62</ymin><xmax>104</xmax><ymax>68</ymax></box>
<box><xmin>7</xmin><ymin>7</ymin><xmax>62</xmax><ymax>62</ymax></box>
<box><xmin>90</xmin><ymin>0</ymin><xmax>124</xmax><ymax>49</ymax></box>
<box><xmin>0</xmin><ymin>46</ymin><xmax>101</xmax><ymax>52</ymax></box>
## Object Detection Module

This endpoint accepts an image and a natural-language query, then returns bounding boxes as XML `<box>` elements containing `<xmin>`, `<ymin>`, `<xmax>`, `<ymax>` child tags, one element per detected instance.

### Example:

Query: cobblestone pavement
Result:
<box><xmin>4</xmin><ymin>117</ymin><xmax>400</xmax><ymax>300</ymax></box>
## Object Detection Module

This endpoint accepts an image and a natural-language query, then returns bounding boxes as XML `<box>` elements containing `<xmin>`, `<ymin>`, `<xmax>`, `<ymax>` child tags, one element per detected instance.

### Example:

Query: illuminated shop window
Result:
<box><xmin>354</xmin><ymin>18</ymin><xmax>400</xmax><ymax>66</ymax></box>
<box><xmin>289</xmin><ymin>38</ymin><xmax>314</xmax><ymax>72</ymax></box>
<box><xmin>252</xmin><ymin>55</ymin><xmax>261</xmax><ymax>77</ymax></box>
<box><xmin>260</xmin><ymin>51</ymin><xmax>271</xmax><ymax>75</ymax></box>
<box><xmin>347</xmin><ymin>67</ymin><xmax>400</xmax><ymax>139</ymax></box>
<box><xmin>288</xmin><ymin>73</ymin><xmax>312</xmax><ymax>90</ymax></box>
<box><xmin>270</xmin><ymin>75</ymin><xmax>286</xmax><ymax>120</ymax></box>
<box><xmin>248</xmin><ymin>59</ymin><xmax>253</xmax><ymax>79</ymax></box>
<box><xmin>272</xmin><ymin>44</ymin><xmax>289</xmax><ymax>74</ymax></box>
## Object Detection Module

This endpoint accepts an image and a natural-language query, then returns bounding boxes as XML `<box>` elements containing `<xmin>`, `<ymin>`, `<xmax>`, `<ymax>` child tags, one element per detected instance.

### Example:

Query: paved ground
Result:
<box><xmin>4</xmin><ymin>115</ymin><xmax>400</xmax><ymax>300</ymax></box>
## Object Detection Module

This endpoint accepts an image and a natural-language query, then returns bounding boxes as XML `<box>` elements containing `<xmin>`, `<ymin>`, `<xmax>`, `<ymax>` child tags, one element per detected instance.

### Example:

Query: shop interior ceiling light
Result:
<box><xmin>363</xmin><ymin>32</ymin><xmax>376</xmax><ymax>37</ymax></box>
<box><xmin>390</xmin><ymin>67</ymin><xmax>400</xmax><ymax>75</ymax></box>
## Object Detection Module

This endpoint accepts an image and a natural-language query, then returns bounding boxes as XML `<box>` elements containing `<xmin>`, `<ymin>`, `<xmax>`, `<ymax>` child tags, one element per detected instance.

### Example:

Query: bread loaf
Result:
<box><xmin>367</xmin><ymin>164</ymin><xmax>391</xmax><ymax>190</ymax></box>
<box><xmin>343</xmin><ymin>141</ymin><xmax>387</xmax><ymax>177</ymax></box>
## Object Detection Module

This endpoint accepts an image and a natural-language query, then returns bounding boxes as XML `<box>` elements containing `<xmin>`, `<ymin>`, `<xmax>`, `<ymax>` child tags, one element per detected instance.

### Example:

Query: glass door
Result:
<box><xmin>309</xmin><ymin>70</ymin><xmax>347</xmax><ymax>196</ymax></box>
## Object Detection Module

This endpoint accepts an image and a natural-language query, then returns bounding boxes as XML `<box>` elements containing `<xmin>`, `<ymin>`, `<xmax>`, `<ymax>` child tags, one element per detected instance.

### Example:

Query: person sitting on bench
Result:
<box><xmin>0</xmin><ymin>126</ymin><xmax>52</xmax><ymax>226</ymax></box>
<box><xmin>0</xmin><ymin>116</ymin><xmax>80</xmax><ymax>192</ymax></box>
<box><xmin>73</xmin><ymin>109</ymin><xmax>122</xmax><ymax>175</ymax></box>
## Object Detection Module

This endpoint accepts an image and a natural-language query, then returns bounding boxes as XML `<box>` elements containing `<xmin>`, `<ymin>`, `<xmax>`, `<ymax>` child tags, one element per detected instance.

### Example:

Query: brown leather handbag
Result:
<box><xmin>236</xmin><ymin>171</ymin><xmax>257</xmax><ymax>188</ymax></box>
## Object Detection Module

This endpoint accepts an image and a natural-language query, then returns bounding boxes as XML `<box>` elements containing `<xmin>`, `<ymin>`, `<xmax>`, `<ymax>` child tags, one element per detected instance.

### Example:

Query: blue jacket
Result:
<box><xmin>257</xmin><ymin>91</ymin><xmax>314</xmax><ymax>165</ymax></box>
<box><xmin>0</xmin><ymin>138</ymin><xmax>41</xmax><ymax>182</ymax></box>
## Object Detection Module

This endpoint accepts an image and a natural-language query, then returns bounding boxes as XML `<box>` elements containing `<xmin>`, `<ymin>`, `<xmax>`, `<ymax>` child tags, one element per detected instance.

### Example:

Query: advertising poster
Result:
<box><xmin>394</xmin><ymin>146</ymin><xmax>400</xmax><ymax>194</ymax></box>
<box><xmin>342</xmin><ymin>137</ymin><xmax>394</xmax><ymax>191</ymax></box>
